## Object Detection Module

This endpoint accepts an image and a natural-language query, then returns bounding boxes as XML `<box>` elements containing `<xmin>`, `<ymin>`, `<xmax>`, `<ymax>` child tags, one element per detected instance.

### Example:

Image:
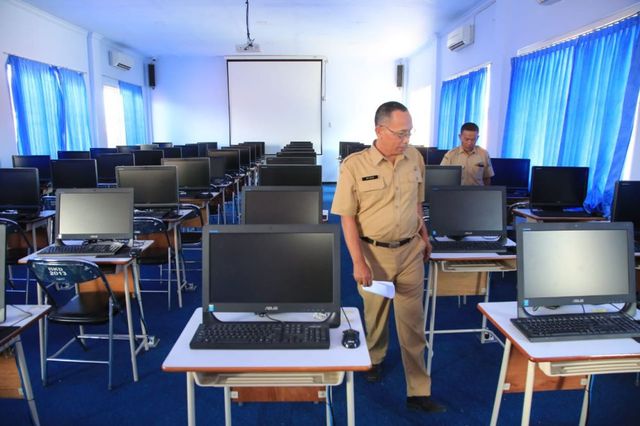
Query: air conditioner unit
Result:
<box><xmin>108</xmin><ymin>50</ymin><xmax>133</xmax><ymax>71</ymax></box>
<box><xmin>446</xmin><ymin>24</ymin><xmax>475</xmax><ymax>51</ymax></box>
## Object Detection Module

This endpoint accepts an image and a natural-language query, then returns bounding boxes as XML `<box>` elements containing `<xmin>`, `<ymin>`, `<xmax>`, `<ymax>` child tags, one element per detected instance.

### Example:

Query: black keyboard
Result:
<box><xmin>511</xmin><ymin>312</ymin><xmax>640</xmax><ymax>342</ymax></box>
<box><xmin>190</xmin><ymin>321</ymin><xmax>330</xmax><ymax>350</ymax></box>
<box><xmin>430</xmin><ymin>240</ymin><xmax>508</xmax><ymax>253</ymax></box>
<box><xmin>532</xmin><ymin>209</ymin><xmax>591</xmax><ymax>218</ymax></box>
<box><xmin>134</xmin><ymin>210</ymin><xmax>180</xmax><ymax>220</ymax></box>
<box><xmin>37</xmin><ymin>242</ymin><xmax>124</xmax><ymax>257</ymax></box>
<box><xmin>0</xmin><ymin>211</ymin><xmax>40</xmax><ymax>221</ymax></box>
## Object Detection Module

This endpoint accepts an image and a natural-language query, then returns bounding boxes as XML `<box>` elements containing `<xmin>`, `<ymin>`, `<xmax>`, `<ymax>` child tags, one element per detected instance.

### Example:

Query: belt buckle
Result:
<box><xmin>388</xmin><ymin>241</ymin><xmax>400</xmax><ymax>249</ymax></box>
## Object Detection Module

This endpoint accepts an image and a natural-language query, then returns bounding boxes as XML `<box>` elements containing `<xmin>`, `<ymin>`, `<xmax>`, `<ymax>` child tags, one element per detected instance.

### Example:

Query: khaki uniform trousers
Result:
<box><xmin>357</xmin><ymin>236</ymin><xmax>431</xmax><ymax>396</ymax></box>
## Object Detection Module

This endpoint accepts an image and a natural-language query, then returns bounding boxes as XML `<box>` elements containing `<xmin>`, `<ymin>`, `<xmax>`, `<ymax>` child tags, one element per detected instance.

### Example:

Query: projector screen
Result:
<box><xmin>227</xmin><ymin>59</ymin><xmax>323</xmax><ymax>154</ymax></box>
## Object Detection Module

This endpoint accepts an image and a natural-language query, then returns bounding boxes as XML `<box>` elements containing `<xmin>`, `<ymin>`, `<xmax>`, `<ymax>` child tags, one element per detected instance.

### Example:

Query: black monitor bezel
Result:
<box><xmin>424</xmin><ymin>165</ymin><xmax>462</xmax><ymax>204</ymax></box>
<box><xmin>515</xmin><ymin>221</ymin><xmax>636</xmax><ymax>313</ymax></box>
<box><xmin>529</xmin><ymin>166</ymin><xmax>589</xmax><ymax>209</ymax></box>
<box><xmin>57</xmin><ymin>150</ymin><xmax>90</xmax><ymax>159</ymax></box>
<box><xmin>611</xmin><ymin>181</ymin><xmax>640</xmax><ymax>236</ymax></box>
<box><xmin>50</xmin><ymin>159</ymin><xmax>98</xmax><ymax>189</ymax></box>
<box><xmin>55</xmin><ymin>187</ymin><xmax>134</xmax><ymax>241</ymax></box>
<box><xmin>161</xmin><ymin>157</ymin><xmax>211</xmax><ymax>190</ymax></box>
<box><xmin>201</xmin><ymin>223</ymin><xmax>341</xmax><ymax>319</ymax></box>
<box><xmin>133</xmin><ymin>149</ymin><xmax>164</xmax><ymax>166</ymax></box>
<box><xmin>12</xmin><ymin>155</ymin><xmax>51</xmax><ymax>183</ymax></box>
<box><xmin>89</xmin><ymin>147</ymin><xmax>118</xmax><ymax>158</ymax></box>
<box><xmin>0</xmin><ymin>168</ymin><xmax>40</xmax><ymax>211</ymax></box>
<box><xmin>241</xmin><ymin>186</ymin><xmax>323</xmax><ymax>224</ymax></box>
<box><xmin>115</xmin><ymin>165</ymin><xmax>179</xmax><ymax>209</ymax></box>
<box><xmin>208</xmin><ymin>150</ymin><xmax>240</xmax><ymax>174</ymax></box>
<box><xmin>490</xmin><ymin>158</ymin><xmax>531</xmax><ymax>190</ymax></box>
<box><xmin>258</xmin><ymin>165</ymin><xmax>322</xmax><ymax>186</ymax></box>
<box><xmin>429</xmin><ymin>185</ymin><xmax>507</xmax><ymax>238</ymax></box>
<box><xmin>96</xmin><ymin>153</ymin><xmax>134</xmax><ymax>183</ymax></box>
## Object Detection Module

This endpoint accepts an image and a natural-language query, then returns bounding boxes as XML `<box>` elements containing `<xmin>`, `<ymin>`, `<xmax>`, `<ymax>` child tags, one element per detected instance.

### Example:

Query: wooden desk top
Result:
<box><xmin>0</xmin><ymin>305</ymin><xmax>51</xmax><ymax>349</ymax></box>
<box><xmin>162</xmin><ymin>307</ymin><xmax>371</xmax><ymax>373</ymax></box>
<box><xmin>478</xmin><ymin>301</ymin><xmax>640</xmax><ymax>363</ymax></box>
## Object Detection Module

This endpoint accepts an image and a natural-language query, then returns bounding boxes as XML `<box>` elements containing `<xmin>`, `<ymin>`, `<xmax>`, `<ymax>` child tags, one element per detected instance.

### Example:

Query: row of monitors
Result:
<box><xmin>428</xmin><ymin>162</ymin><xmax>591</xmax><ymax>210</ymax></box>
<box><xmin>0</xmin><ymin>163</ymin><xmax>323</xmax><ymax>210</ymax></box>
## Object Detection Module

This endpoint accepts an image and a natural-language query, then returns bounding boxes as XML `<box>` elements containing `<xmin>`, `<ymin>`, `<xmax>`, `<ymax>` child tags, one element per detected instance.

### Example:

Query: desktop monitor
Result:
<box><xmin>89</xmin><ymin>147</ymin><xmax>118</xmax><ymax>158</ymax></box>
<box><xmin>116</xmin><ymin>145</ymin><xmax>141</xmax><ymax>153</ymax></box>
<box><xmin>116</xmin><ymin>166</ymin><xmax>179</xmax><ymax>209</ymax></box>
<box><xmin>58</xmin><ymin>150</ymin><xmax>90</xmax><ymax>159</ymax></box>
<box><xmin>611</xmin><ymin>180</ymin><xmax>640</xmax><ymax>239</ymax></box>
<box><xmin>153</xmin><ymin>142</ymin><xmax>173</xmax><ymax>148</ymax></box>
<box><xmin>50</xmin><ymin>159</ymin><xmax>98</xmax><ymax>189</ymax></box>
<box><xmin>242</xmin><ymin>186</ymin><xmax>323</xmax><ymax>224</ymax></box>
<box><xmin>12</xmin><ymin>155</ymin><xmax>51</xmax><ymax>184</ymax></box>
<box><xmin>209</xmin><ymin>156</ymin><xmax>227</xmax><ymax>180</ymax></box>
<box><xmin>208</xmin><ymin>150</ymin><xmax>240</xmax><ymax>174</ymax></box>
<box><xmin>490</xmin><ymin>158</ymin><xmax>531</xmax><ymax>193</ymax></box>
<box><xmin>258</xmin><ymin>165</ymin><xmax>322</xmax><ymax>186</ymax></box>
<box><xmin>0</xmin><ymin>168</ymin><xmax>40</xmax><ymax>211</ymax></box>
<box><xmin>238</xmin><ymin>143</ymin><xmax>257</xmax><ymax>164</ymax></box>
<box><xmin>162</xmin><ymin>158</ymin><xmax>210</xmax><ymax>191</ymax></box>
<box><xmin>530</xmin><ymin>166</ymin><xmax>589</xmax><ymax>210</ymax></box>
<box><xmin>162</xmin><ymin>147</ymin><xmax>182</xmax><ymax>158</ymax></box>
<box><xmin>415</xmin><ymin>146</ymin><xmax>429</xmax><ymax>165</ymax></box>
<box><xmin>242</xmin><ymin>141</ymin><xmax>264</xmax><ymax>159</ymax></box>
<box><xmin>96</xmin><ymin>153</ymin><xmax>134</xmax><ymax>183</ymax></box>
<box><xmin>180</xmin><ymin>144</ymin><xmax>199</xmax><ymax>158</ymax></box>
<box><xmin>429</xmin><ymin>186</ymin><xmax>506</xmax><ymax>239</ymax></box>
<box><xmin>427</xmin><ymin>148</ymin><xmax>448</xmax><ymax>165</ymax></box>
<box><xmin>139</xmin><ymin>144</ymin><xmax>158</xmax><ymax>151</ymax></box>
<box><xmin>424</xmin><ymin>166</ymin><xmax>462</xmax><ymax>204</ymax></box>
<box><xmin>201</xmin><ymin>224</ymin><xmax>341</xmax><ymax>326</ymax></box>
<box><xmin>277</xmin><ymin>151</ymin><xmax>316</xmax><ymax>158</ymax></box>
<box><xmin>133</xmin><ymin>149</ymin><xmax>164</xmax><ymax>166</ymax></box>
<box><xmin>55</xmin><ymin>187</ymin><xmax>134</xmax><ymax>241</ymax></box>
<box><xmin>339</xmin><ymin>142</ymin><xmax>363</xmax><ymax>159</ymax></box>
<box><xmin>197</xmin><ymin>142</ymin><xmax>218</xmax><ymax>157</ymax></box>
<box><xmin>0</xmin><ymin>225</ymin><xmax>5</xmax><ymax>323</ymax></box>
<box><xmin>516</xmin><ymin>221</ymin><xmax>636</xmax><ymax>317</ymax></box>
<box><xmin>266</xmin><ymin>156</ymin><xmax>316</xmax><ymax>165</ymax></box>
<box><xmin>224</xmin><ymin>147</ymin><xmax>251</xmax><ymax>168</ymax></box>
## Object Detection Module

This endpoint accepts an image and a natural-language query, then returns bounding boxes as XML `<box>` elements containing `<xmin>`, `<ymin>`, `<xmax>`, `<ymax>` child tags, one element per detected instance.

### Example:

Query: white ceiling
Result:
<box><xmin>21</xmin><ymin>0</ymin><xmax>485</xmax><ymax>59</ymax></box>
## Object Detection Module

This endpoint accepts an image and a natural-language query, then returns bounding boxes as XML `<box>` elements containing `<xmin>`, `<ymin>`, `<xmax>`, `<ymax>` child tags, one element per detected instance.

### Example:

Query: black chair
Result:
<box><xmin>0</xmin><ymin>218</ymin><xmax>35</xmax><ymax>303</ymax></box>
<box><xmin>177</xmin><ymin>203</ymin><xmax>205</xmax><ymax>284</ymax></box>
<box><xmin>27</xmin><ymin>258</ymin><xmax>125</xmax><ymax>390</ymax></box>
<box><xmin>133</xmin><ymin>217</ymin><xmax>177</xmax><ymax>309</ymax></box>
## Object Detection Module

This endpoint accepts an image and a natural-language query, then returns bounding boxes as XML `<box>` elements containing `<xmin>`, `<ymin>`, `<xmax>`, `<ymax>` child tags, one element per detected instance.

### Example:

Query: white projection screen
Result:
<box><xmin>227</xmin><ymin>59</ymin><xmax>323</xmax><ymax>154</ymax></box>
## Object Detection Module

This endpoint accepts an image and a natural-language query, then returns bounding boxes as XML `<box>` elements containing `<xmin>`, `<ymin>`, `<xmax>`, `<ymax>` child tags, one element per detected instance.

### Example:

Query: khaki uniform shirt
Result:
<box><xmin>440</xmin><ymin>145</ymin><xmax>494</xmax><ymax>185</ymax></box>
<box><xmin>331</xmin><ymin>143</ymin><xmax>425</xmax><ymax>242</ymax></box>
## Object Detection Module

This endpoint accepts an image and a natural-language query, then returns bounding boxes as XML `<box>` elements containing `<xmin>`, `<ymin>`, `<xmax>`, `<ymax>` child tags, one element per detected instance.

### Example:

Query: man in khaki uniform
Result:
<box><xmin>441</xmin><ymin>122</ymin><xmax>494</xmax><ymax>185</ymax></box>
<box><xmin>331</xmin><ymin>101</ymin><xmax>445</xmax><ymax>413</ymax></box>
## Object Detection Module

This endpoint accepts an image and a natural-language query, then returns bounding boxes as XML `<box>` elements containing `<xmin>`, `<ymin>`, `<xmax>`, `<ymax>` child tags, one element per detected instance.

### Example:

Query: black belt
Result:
<box><xmin>360</xmin><ymin>236</ymin><xmax>414</xmax><ymax>249</ymax></box>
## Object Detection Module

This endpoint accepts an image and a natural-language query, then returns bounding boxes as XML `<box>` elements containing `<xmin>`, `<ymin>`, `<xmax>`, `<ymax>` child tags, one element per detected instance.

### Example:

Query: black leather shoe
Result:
<box><xmin>406</xmin><ymin>396</ymin><xmax>447</xmax><ymax>413</ymax></box>
<box><xmin>364</xmin><ymin>363</ymin><xmax>383</xmax><ymax>382</ymax></box>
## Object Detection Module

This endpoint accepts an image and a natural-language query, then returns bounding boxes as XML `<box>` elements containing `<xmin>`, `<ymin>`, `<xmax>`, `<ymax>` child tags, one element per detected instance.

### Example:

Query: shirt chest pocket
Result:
<box><xmin>356</xmin><ymin>177</ymin><xmax>386</xmax><ymax>207</ymax></box>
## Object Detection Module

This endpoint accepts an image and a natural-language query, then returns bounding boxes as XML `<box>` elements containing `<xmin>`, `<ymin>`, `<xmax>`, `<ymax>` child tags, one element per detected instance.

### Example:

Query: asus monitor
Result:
<box><xmin>161</xmin><ymin>158</ymin><xmax>210</xmax><ymax>191</ymax></box>
<box><xmin>50</xmin><ymin>159</ymin><xmax>98</xmax><ymax>189</ymax></box>
<box><xmin>258</xmin><ymin>165</ymin><xmax>322</xmax><ymax>186</ymax></box>
<box><xmin>242</xmin><ymin>186</ymin><xmax>323</xmax><ymax>224</ymax></box>
<box><xmin>0</xmin><ymin>168</ymin><xmax>40</xmax><ymax>212</ymax></box>
<box><xmin>12</xmin><ymin>155</ymin><xmax>51</xmax><ymax>184</ymax></box>
<box><xmin>424</xmin><ymin>166</ymin><xmax>462</xmax><ymax>204</ymax></box>
<box><xmin>116</xmin><ymin>166</ymin><xmax>179</xmax><ymax>209</ymax></box>
<box><xmin>530</xmin><ymin>166</ymin><xmax>589</xmax><ymax>210</ymax></box>
<box><xmin>96</xmin><ymin>153</ymin><xmax>134</xmax><ymax>183</ymax></box>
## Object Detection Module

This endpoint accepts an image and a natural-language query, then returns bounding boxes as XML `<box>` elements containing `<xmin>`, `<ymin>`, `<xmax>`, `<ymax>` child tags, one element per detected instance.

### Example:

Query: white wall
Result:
<box><xmin>405</xmin><ymin>39</ymin><xmax>437</xmax><ymax>147</ymax></box>
<box><xmin>151</xmin><ymin>53</ymin><xmax>402</xmax><ymax>182</ymax></box>
<box><xmin>0</xmin><ymin>0</ymin><xmax>149</xmax><ymax>165</ymax></box>
<box><xmin>430</xmin><ymin>0</ymin><xmax>640</xmax><ymax>174</ymax></box>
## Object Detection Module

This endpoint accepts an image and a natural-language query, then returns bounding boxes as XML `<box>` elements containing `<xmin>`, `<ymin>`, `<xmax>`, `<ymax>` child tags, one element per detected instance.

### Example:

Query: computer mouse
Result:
<box><xmin>342</xmin><ymin>329</ymin><xmax>360</xmax><ymax>349</ymax></box>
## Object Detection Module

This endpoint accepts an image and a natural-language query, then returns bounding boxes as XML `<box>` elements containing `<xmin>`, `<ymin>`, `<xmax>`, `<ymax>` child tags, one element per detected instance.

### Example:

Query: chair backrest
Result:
<box><xmin>0</xmin><ymin>218</ymin><xmax>33</xmax><ymax>251</ymax></box>
<box><xmin>28</xmin><ymin>258</ymin><xmax>118</xmax><ymax>307</ymax></box>
<box><xmin>133</xmin><ymin>217</ymin><xmax>172</xmax><ymax>250</ymax></box>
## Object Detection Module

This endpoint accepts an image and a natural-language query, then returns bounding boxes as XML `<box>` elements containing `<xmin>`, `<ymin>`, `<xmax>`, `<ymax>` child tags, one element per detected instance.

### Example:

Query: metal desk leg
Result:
<box><xmin>490</xmin><ymin>339</ymin><xmax>511</xmax><ymax>426</ymax></box>
<box><xmin>224</xmin><ymin>386</ymin><xmax>233</xmax><ymax>426</ymax></box>
<box><xmin>187</xmin><ymin>372</ymin><xmax>196</xmax><ymax>426</ymax></box>
<box><xmin>132</xmin><ymin>262</ymin><xmax>153</xmax><ymax>350</ymax></box>
<box><xmin>173</xmin><ymin>225</ymin><xmax>183</xmax><ymax>308</ymax></box>
<box><xmin>522</xmin><ymin>360</ymin><xmax>536</xmax><ymax>426</ymax></box>
<box><xmin>481</xmin><ymin>272</ymin><xmax>496</xmax><ymax>343</ymax></box>
<box><xmin>346</xmin><ymin>371</ymin><xmax>355</xmax><ymax>426</ymax></box>
<box><xmin>579</xmin><ymin>375</ymin><xmax>591</xmax><ymax>426</ymax></box>
<box><xmin>123</xmin><ymin>266</ymin><xmax>139</xmax><ymax>381</ymax></box>
<box><xmin>426</xmin><ymin>261</ymin><xmax>439</xmax><ymax>375</ymax></box>
<box><xmin>15</xmin><ymin>337</ymin><xmax>40</xmax><ymax>426</ymax></box>
<box><xmin>325</xmin><ymin>385</ymin><xmax>331</xmax><ymax>426</ymax></box>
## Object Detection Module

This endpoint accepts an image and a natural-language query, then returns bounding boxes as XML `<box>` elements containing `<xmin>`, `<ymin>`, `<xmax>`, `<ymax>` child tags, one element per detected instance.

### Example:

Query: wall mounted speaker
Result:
<box><xmin>396</xmin><ymin>64</ymin><xmax>404</xmax><ymax>88</ymax></box>
<box><xmin>148</xmin><ymin>63</ymin><xmax>156</xmax><ymax>88</ymax></box>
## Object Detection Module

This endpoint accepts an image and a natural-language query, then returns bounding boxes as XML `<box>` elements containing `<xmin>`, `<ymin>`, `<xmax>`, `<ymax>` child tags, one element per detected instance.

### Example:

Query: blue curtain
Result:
<box><xmin>436</xmin><ymin>67</ymin><xmax>487</xmax><ymax>150</ymax></box>
<box><xmin>119</xmin><ymin>81</ymin><xmax>146</xmax><ymax>146</ymax></box>
<box><xmin>7</xmin><ymin>55</ymin><xmax>64</xmax><ymax>155</ymax></box>
<box><xmin>58</xmin><ymin>68</ymin><xmax>92</xmax><ymax>151</ymax></box>
<box><xmin>502</xmin><ymin>15</ymin><xmax>640</xmax><ymax>215</ymax></box>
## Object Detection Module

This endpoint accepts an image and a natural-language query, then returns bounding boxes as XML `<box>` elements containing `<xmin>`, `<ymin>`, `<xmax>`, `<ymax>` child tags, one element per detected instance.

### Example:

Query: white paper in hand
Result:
<box><xmin>361</xmin><ymin>280</ymin><xmax>395</xmax><ymax>299</ymax></box>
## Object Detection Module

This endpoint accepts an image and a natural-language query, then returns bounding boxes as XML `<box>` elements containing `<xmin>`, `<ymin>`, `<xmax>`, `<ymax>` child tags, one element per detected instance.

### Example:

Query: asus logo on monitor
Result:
<box><xmin>265</xmin><ymin>306</ymin><xmax>279</xmax><ymax>311</ymax></box>
<box><xmin>572</xmin><ymin>298</ymin><xmax>585</xmax><ymax>304</ymax></box>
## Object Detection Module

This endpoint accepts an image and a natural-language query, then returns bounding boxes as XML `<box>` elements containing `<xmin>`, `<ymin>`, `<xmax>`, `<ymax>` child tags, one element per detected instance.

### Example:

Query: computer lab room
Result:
<box><xmin>1</xmin><ymin>0</ymin><xmax>640</xmax><ymax>425</ymax></box>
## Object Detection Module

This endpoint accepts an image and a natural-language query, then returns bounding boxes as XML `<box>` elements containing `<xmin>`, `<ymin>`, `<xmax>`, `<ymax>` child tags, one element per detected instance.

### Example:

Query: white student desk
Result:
<box><xmin>478</xmin><ymin>301</ymin><xmax>640</xmax><ymax>426</ymax></box>
<box><xmin>425</xmin><ymin>249</ymin><xmax>517</xmax><ymax>374</ymax></box>
<box><xmin>0</xmin><ymin>304</ymin><xmax>51</xmax><ymax>426</ymax></box>
<box><xmin>20</xmin><ymin>240</ymin><xmax>155</xmax><ymax>384</ymax></box>
<box><xmin>162</xmin><ymin>307</ymin><xmax>371</xmax><ymax>426</ymax></box>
